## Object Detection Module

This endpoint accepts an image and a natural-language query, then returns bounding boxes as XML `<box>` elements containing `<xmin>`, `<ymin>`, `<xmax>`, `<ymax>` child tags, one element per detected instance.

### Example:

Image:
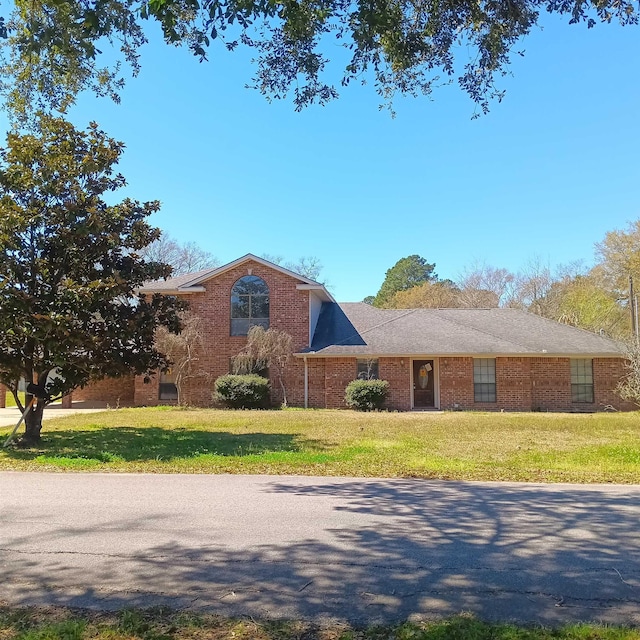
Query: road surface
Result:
<box><xmin>1</xmin><ymin>473</ymin><xmax>639</xmax><ymax>625</ymax></box>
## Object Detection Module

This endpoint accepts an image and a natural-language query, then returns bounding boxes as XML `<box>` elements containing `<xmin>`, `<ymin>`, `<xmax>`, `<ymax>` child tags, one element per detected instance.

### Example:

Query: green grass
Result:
<box><xmin>1</xmin><ymin>406</ymin><xmax>640</xmax><ymax>482</ymax></box>
<box><xmin>4</xmin><ymin>390</ymin><xmax>25</xmax><ymax>407</ymax></box>
<box><xmin>0</xmin><ymin>607</ymin><xmax>638</xmax><ymax>640</ymax></box>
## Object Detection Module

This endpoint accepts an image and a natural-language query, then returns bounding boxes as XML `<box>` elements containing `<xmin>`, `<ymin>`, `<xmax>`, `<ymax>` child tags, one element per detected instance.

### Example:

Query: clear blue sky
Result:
<box><xmin>47</xmin><ymin>13</ymin><xmax>640</xmax><ymax>301</ymax></box>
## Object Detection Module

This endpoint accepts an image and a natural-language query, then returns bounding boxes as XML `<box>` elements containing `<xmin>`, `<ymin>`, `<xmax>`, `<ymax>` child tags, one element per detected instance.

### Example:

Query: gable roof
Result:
<box><xmin>139</xmin><ymin>253</ymin><xmax>334</xmax><ymax>301</ymax></box>
<box><xmin>303</xmin><ymin>303</ymin><xmax>624</xmax><ymax>357</ymax></box>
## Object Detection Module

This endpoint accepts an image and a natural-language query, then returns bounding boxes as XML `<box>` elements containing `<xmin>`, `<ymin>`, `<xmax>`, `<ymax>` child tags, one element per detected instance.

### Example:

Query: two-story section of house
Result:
<box><xmin>73</xmin><ymin>253</ymin><xmax>635</xmax><ymax>412</ymax></box>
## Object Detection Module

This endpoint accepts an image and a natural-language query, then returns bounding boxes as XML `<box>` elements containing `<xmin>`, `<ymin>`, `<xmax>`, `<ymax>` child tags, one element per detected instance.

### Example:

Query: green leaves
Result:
<box><xmin>374</xmin><ymin>254</ymin><xmax>438</xmax><ymax>307</ymax></box>
<box><xmin>0</xmin><ymin>116</ymin><xmax>183</xmax><ymax>409</ymax></box>
<box><xmin>0</xmin><ymin>0</ymin><xmax>637</xmax><ymax>120</ymax></box>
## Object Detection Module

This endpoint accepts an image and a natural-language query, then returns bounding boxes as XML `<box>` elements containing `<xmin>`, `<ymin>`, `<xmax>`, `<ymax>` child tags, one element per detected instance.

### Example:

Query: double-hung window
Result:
<box><xmin>571</xmin><ymin>359</ymin><xmax>594</xmax><ymax>403</ymax></box>
<box><xmin>474</xmin><ymin>358</ymin><xmax>496</xmax><ymax>403</ymax></box>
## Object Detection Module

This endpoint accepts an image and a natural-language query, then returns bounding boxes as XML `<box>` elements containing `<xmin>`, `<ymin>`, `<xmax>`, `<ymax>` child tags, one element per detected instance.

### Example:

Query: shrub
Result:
<box><xmin>214</xmin><ymin>374</ymin><xmax>271</xmax><ymax>409</ymax></box>
<box><xmin>345</xmin><ymin>379</ymin><xmax>389</xmax><ymax>411</ymax></box>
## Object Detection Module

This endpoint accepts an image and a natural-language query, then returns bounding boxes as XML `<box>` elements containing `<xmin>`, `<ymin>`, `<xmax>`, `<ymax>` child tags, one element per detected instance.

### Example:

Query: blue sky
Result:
<box><xmin>53</xmin><ymin>13</ymin><xmax>640</xmax><ymax>301</ymax></box>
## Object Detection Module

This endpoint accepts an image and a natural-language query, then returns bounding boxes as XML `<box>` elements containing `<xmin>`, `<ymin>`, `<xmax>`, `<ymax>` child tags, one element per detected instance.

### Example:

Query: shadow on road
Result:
<box><xmin>2</xmin><ymin>480</ymin><xmax>640</xmax><ymax>625</ymax></box>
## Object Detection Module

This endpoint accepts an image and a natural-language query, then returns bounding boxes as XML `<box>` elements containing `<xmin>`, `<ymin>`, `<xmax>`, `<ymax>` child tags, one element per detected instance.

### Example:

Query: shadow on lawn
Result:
<box><xmin>3</xmin><ymin>426</ymin><xmax>315</xmax><ymax>461</ymax></box>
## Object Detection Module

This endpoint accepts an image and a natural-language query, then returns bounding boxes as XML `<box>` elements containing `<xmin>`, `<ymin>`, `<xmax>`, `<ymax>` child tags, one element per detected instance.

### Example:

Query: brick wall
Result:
<box><xmin>593</xmin><ymin>358</ymin><xmax>637</xmax><ymax>411</ymax></box>
<box><xmin>379</xmin><ymin>358</ymin><xmax>411</xmax><ymax>410</ymax></box>
<box><xmin>324</xmin><ymin>358</ymin><xmax>356</xmax><ymax>408</ymax></box>
<box><xmin>440</xmin><ymin>357</ymin><xmax>474</xmax><ymax>409</ymax></box>
<box><xmin>66</xmin><ymin>351</ymin><xmax>636</xmax><ymax>412</ymax></box>
<box><xmin>306</xmin><ymin>358</ymin><xmax>326</xmax><ymax>408</ymax></box>
<box><xmin>495</xmin><ymin>357</ymin><xmax>532</xmax><ymax>410</ymax></box>
<box><xmin>73</xmin><ymin>375</ymin><xmax>135</xmax><ymax>406</ymax></box>
<box><xmin>438</xmin><ymin>356</ymin><xmax>632</xmax><ymax>412</ymax></box>
<box><xmin>135</xmin><ymin>260</ymin><xmax>311</xmax><ymax>407</ymax></box>
<box><xmin>298</xmin><ymin>357</ymin><xmax>410</xmax><ymax>411</ymax></box>
<box><xmin>530</xmin><ymin>357</ymin><xmax>571</xmax><ymax>411</ymax></box>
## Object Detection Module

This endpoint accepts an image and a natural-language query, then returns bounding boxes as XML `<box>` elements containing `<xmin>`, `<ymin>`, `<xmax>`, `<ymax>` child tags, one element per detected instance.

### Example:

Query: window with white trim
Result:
<box><xmin>571</xmin><ymin>359</ymin><xmax>594</xmax><ymax>403</ymax></box>
<box><xmin>474</xmin><ymin>358</ymin><xmax>496</xmax><ymax>403</ymax></box>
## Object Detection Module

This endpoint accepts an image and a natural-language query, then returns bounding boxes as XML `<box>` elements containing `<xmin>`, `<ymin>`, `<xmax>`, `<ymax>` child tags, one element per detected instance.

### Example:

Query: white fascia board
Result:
<box><xmin>137</xmin><ymin>286</ymin><xmax>206</xmax><ymax>295</ymax></box>
<box><xmin>296</xmin><ymin>284</ymin><xmax>335</xmax><ymax>302</ymax></box>
<box><xmin>181</xmin><ymin>253</ymin><xmax>325</xmax><ymax>288</ymax></box>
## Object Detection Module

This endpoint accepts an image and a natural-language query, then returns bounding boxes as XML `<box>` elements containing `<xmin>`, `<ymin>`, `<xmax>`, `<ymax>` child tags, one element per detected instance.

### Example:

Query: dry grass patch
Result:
<box><xmin>1</xmin><ymin>407</ymin><xmax>639</xmax><ymax>482</ymax></box>
<box><xmin>0</xmin><ymin>607</ymin><xmax>639</xmax><ymax>640</ymax></box>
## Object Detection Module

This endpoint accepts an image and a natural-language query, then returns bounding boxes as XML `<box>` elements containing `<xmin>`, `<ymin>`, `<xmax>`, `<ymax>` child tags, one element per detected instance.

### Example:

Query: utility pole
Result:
<box><xmin>630</xmin><ymin>275</ymin><xmax>638</xmax><ymax>343</ymax></box>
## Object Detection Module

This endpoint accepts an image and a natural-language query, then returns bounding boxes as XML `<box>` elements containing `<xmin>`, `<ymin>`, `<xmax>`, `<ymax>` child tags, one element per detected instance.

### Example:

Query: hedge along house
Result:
<box><xmin>71</xmin><ymin>254</ymin><xmax>634</xmax><ymax>412</ymax></box>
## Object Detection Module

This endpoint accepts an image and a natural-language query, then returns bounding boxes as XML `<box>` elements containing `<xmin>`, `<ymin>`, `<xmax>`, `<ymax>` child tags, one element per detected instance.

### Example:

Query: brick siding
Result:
<box><xmin>73</xmin><ymin>375</ymin><xmax>135</xmax><ymax>406</ymax></box>
<box><xmin>438</xmin><ymin>356</ymin><xmax>632</xmax><ymax>412</ymax></box>
<box><xmin>135</xmin><ymin>259</ymin><xmax>311</xmax><ymax>407</ymax></box>
<box><xmin>593</xmin><ymin>357</ymin><xmax>637</xmax><ymax>411</ymax></box>
<box><xmin>379</xmin><ymin>358</ymin><xmax>411</xmax><ymax>410</ymax></box>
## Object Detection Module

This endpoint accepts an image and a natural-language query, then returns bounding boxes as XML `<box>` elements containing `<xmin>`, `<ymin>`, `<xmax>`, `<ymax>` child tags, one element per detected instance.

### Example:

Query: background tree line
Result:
<box><xmin>366</xmin><ymin>222</ymin><xmax>640</xmax><ymax>340</ymax></box>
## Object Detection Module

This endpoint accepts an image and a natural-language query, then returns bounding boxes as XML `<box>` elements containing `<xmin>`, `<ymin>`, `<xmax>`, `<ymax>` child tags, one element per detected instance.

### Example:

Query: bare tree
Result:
<box><xmin>232</xmin><ymin>326</ymin><xmax>294</xmax><ymax>406</ymax></box>
<box><xmin>261</xmin><ymin>254</ymin><xmax>325</xmax><ymax>283</ymax></box>
<box><xmin>507</xmin><ymin>258</ymin><xmax>556</xmax><ymax>315</ymax></box>
<box><xmin>616</xmin><ymin>340</ymin><xmax>640</xmax><ymax>407</ymax></box>
<box><xmin>154</xmin><ymin>312</ymin><xmax>208</xmax><ymax>405</ymax></box>
<box><xmin>141</xmin><ymin>233</ymin><xmax>219</xmax><ymax>276</ymax></box>
<box><xmin>595</xmin><ymin>219</ymin><xmax>640</xmax><ymax>295</ymax></box>
<box><xmin>457</xmin><ymin>261</ymin><xmax>514</xmax><ymax>308</ymax></box>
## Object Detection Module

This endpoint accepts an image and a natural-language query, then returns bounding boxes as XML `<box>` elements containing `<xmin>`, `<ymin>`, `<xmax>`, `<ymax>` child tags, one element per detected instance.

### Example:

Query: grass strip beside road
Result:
<box><xmin>1</xmin><ymin>407</ymin><xmax>640</xmax><ymax>482</ymax></box>
<box><xmin>0</xmin><ymin>607</ymin><xmax>639</xmax><ymax>640</ymax></box>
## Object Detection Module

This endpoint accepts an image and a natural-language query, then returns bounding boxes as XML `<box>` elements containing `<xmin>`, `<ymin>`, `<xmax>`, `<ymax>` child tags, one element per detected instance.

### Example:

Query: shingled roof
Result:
<box><xmin>304</xmin><ymin>303</ymin><xmax>624</xmax><ymax>357</ymax></box>
<box><xmin>139</xmin><ymin>253</ymin><xmax>333</xmax><ymax>300</ymax></box>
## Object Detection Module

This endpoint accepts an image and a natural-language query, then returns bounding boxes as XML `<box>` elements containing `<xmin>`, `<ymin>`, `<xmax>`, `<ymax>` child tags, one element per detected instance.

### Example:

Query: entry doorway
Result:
<box><xmin>413</xmin><ymin>359</ymin><xmax>437</xmax><ymax>409</ymax></box>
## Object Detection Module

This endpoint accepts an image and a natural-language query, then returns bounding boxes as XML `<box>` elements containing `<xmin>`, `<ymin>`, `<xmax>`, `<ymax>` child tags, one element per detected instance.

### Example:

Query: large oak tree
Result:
<box><xmin>0</xmin><ymin>116</ymin><xmax>184</xmax><ymax>443</ymax></box>
<box><xmin>0</xmin><ymin>0</ymin><xmax>636</xmax><ymax>119</ymax></box>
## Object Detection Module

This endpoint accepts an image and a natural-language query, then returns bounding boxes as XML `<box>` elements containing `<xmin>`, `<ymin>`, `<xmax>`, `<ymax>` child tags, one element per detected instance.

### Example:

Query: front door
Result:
<box><xmin>413</xmin><ymin>360</ymin><xmax>435</xmax><ymax>408</ymax></box>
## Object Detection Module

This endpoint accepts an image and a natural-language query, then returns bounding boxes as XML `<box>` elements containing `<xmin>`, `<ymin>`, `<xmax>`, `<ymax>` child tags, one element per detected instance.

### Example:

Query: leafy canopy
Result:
<box><xmin>374</xmin><ymin>254</ymin><xmax>437</xmax><ymax>307</ymax></box>
<box><xmin>0</xmin><ymin>115</ymin><xmax>184</xmax><ymax>420</ymax></box>
<box><xmin>0</xmin><ymin>0</ymin><xmax>637</xmax><ymax>119</ymax></box>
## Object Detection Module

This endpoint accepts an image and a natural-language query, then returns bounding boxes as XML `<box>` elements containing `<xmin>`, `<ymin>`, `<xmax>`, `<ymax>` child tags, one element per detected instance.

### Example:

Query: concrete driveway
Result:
<box><xmin>0</xmin><ymin>403</ymin><xmax>109</xmax><ymax>428</ymax></box>
<box><xmin>1</xmin><ymin>473</ymin><xmax>640</xmax><ymax>625</ymax></box>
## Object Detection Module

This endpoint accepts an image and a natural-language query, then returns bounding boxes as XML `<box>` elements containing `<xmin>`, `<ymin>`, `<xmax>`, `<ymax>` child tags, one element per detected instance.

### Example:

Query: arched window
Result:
<box><xmin>231</xmin><ymin>275</ymin><xmax>270</xmax><ymax>336</ymax></box>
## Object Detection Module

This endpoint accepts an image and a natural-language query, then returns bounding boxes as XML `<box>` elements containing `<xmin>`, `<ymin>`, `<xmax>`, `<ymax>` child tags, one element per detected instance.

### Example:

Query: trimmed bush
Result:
<box><xmin>345</xmin><ymin>379</ymin><xmax>389</xmax><ymax>411</ymax></box>
<box><xmin>214</xmin><ymin>374</ymin><xmax>271</xmax><ymax>409</ymax></box>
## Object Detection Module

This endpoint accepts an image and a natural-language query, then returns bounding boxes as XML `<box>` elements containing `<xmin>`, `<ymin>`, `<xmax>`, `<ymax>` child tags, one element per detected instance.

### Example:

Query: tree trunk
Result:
<box><xmin>278</xmin><ymin>374</ymin><xmax>287</xmax><ymax>408</ymax></box>
<box><xmin>20</xmin><ymin>401</ymin><xmax>45</xmax><ymax>445</ymax></box>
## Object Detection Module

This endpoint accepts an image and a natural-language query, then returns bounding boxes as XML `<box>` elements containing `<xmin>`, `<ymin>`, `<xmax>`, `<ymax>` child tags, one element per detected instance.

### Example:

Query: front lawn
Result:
<box><xmin>1</xmin><ymin>407</ymin><xmax>639</xmax><ymax>482</ymax></box>
<box><xmin>3</xmin><ymin>390</ymin><xmax>24</xmax><ymax>407</ymax></box>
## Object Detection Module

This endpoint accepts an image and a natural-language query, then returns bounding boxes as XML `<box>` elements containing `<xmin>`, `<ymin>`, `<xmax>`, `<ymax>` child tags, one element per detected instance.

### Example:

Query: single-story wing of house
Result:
<box><xmin>72</xmin><ymin>253</ymin><xmax>635</xmax><ymax>412</ymax></box>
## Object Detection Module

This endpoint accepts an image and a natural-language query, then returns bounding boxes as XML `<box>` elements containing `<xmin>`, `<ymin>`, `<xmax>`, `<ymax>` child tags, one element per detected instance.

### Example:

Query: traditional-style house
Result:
<box><xmin>72</xmin><ymin>254</ymin><xmax>634</xmax><ymax>412</ymax></box>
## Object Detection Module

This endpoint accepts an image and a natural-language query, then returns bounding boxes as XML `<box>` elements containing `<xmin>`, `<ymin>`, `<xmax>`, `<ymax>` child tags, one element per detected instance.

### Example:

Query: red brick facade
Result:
<box><xmin>73</xmin><ymin>375</ymin><xmax>135</xmax><ymax>406</ymax></box>
<box><xmin>76</xmin><ymin>258</ymin><xmax>634</xmax><ymax>413</ymax></box>
<box><xmin>134</xmin><ymin>259</ymin><xmax>312</xmax><ymax>408</ymax></box>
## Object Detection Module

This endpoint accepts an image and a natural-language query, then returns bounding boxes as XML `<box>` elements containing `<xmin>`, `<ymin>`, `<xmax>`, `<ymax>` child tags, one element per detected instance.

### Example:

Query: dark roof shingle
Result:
<box><xmin>306</xmin><ymin>303</ymin><xmax>623</xmax><ymax>357</ymax></box>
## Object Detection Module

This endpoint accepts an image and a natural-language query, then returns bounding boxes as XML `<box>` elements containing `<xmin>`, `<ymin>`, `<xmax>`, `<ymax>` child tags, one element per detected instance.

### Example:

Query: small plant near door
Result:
<box><xmin>345</xmin><ymin>379</ymin><xmax>389</xmax><ymax>411</ymax></box>
<box><xmin>214</xmin><ymin>374</ymin><xmax>271</xmax><ymax>409</ymax></box>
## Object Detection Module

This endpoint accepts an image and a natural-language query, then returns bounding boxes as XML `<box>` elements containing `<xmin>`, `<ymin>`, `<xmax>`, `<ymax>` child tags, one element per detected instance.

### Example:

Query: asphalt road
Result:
<box><xmin>1</xmin><ymin>473</ymin><xmax>640</xmax><ymax>625</ymax></box>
